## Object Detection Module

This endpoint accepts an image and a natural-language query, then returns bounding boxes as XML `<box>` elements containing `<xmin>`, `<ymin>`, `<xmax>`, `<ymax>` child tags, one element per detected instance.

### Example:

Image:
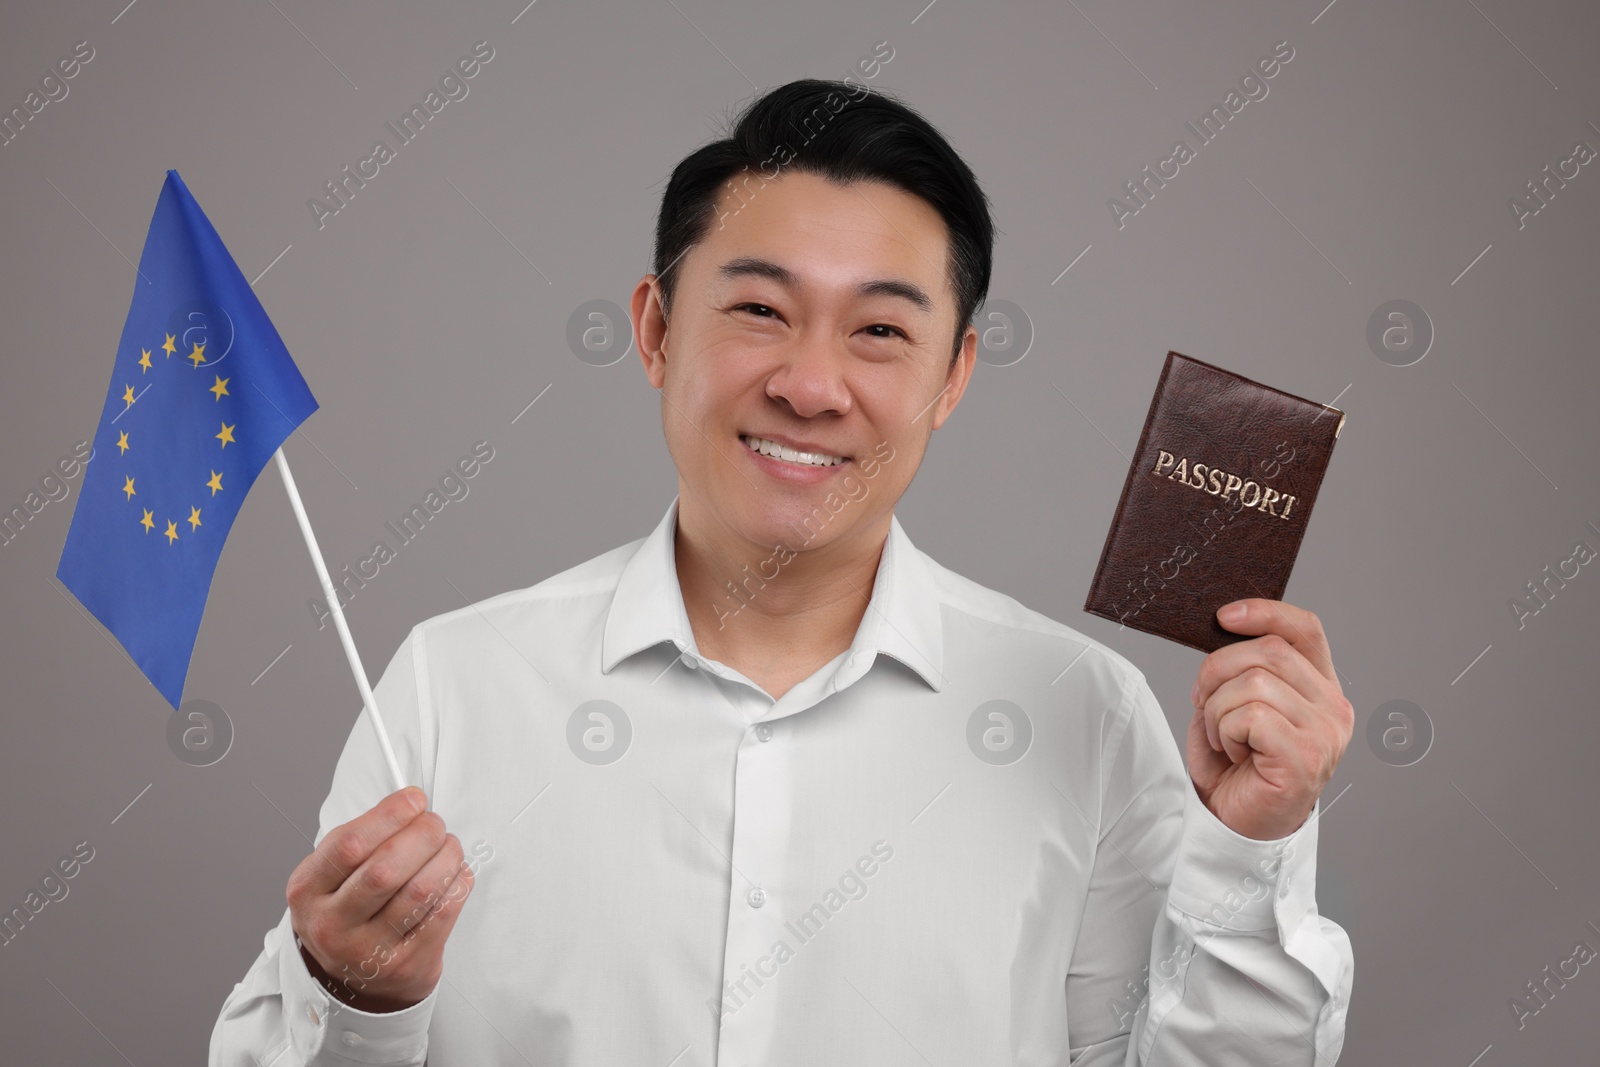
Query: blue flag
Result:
<box><xmin>57</xmin><ymin>169</ymin><xmax>318</xmax><ymax>709</ymax></box>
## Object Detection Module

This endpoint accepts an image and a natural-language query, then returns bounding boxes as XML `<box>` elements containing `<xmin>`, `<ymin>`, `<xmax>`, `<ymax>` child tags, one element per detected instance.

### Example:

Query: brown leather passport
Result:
<box><xmin>1082</xmin><ymin>351</ymin><xmax>1345</xmax><ymax>653</ymax></box>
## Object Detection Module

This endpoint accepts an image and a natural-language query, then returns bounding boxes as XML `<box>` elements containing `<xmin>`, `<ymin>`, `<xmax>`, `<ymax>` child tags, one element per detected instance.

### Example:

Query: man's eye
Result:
<box><xmin>733</xmin><ymin>303</ymin><xmax>777</xmax><ymax>318</ymax></box>
<box><xmin>863</xmin><ymin>324</ymin><xmax>906</xmax><ymax>339</ymax></box>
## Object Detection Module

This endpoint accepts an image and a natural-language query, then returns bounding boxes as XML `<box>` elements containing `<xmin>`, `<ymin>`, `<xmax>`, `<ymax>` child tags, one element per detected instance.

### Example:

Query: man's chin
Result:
<box><xmin>731</xmin><ymin>492</ymin><xmax>872</xmax><ymax>556</ymax></box>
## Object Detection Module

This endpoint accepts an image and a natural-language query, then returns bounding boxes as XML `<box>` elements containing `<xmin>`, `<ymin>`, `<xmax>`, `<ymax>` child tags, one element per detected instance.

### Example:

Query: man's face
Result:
<box><xmin>632</xmin><ymin>170</ymin><xmax>977</xmax><ymax>560</ymax></box>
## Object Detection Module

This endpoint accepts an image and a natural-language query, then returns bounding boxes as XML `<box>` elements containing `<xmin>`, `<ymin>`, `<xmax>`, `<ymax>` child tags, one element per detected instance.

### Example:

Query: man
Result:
<box><xmin>213</xmin><ymin>78</ymin><xmax>1353</xmax><ymax>1065</ymax></box>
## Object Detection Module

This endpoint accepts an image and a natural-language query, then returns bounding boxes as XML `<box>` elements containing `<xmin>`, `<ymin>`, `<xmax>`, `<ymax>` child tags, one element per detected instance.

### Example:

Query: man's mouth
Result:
<box><xmin>739</xmin><ymin>434</ymin><xmax>849</xmax><ymax>468</ymax></box>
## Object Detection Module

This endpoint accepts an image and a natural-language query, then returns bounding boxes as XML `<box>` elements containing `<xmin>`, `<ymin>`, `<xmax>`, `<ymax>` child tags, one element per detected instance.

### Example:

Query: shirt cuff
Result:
<box><xmin>1164</xmin><ymin>779</ymin><xmax>1320</xmax><ymax>938</ymax></box>
<box><xmin>277</xmin><ymin>909</ymin><xmax>438</xmax><ymax>1064</ymax></box>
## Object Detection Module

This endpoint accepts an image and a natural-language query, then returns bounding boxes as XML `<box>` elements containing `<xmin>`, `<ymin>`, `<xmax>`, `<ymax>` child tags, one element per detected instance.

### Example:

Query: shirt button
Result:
<box><xmin>341</xmin><ymin>1031</ymin><xmax>364</xmax><ymax>1047</ymax></box>
<box><xmin>756</xmin><ymin>723</ymin><xmax>773</xmax><ymax>742</ymax></box>
<box><xmin>747</xmin><ymin>886</ymin><xmax>767</xmax><ymax>908</ymax></box>
<box><xmin>682</xmin><ymin>654</ymin><xmax>699</xmax><ymax>669</ymax></box>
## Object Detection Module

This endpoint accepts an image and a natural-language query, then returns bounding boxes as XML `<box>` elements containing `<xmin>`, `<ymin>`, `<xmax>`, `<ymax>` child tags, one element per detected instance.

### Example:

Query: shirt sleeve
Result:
<box><xmin>209</xmin><ymin>626</ymin><xmax>444</xmax><ymax>1066</ymax></box>
<box><xmin>1064</xmin><ymin>663</ymin><xmax>1354</xmax><ymax>1066</ymax></box>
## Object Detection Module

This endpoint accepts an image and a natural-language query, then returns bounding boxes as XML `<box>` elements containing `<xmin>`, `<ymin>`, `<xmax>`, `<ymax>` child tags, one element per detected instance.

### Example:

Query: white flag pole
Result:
<box><xmin>272</xmin><ymin>447</ymin><xmax>408</xmax><ymax>795</ymax></box>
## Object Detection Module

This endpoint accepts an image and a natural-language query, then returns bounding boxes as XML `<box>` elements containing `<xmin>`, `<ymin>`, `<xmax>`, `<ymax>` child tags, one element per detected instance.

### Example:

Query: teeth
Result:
<box><xmin>741</xmin><ymin>435</ymin><xmax>846</xmax><ymax>467</ymax></box>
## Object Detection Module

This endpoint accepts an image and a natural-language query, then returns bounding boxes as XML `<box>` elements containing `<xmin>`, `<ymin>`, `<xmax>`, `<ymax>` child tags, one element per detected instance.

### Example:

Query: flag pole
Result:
<box><xmin>272</xmin><ymin>447</ymin><xmax>408</xmax><ymax>795</ymax></box>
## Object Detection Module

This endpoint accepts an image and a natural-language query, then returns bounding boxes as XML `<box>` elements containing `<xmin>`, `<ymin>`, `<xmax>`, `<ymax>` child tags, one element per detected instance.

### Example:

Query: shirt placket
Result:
<box><xmin>713</xmin><ymin>681</ymin><xmax>794</xmax><ymax>1066</ymax></box>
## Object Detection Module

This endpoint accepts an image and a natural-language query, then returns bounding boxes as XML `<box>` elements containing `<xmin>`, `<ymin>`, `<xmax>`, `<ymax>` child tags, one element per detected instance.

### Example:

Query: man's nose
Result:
<box><xmin>765</xmin><ymin>330</ymin><xmax>853</xmax><ymax>419</ymax></box>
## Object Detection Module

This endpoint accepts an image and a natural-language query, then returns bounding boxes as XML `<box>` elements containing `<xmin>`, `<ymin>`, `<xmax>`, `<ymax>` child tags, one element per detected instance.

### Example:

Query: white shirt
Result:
<box><xmin>211</xmin><ymin>495</ymin><xmax>1352</xmax><ymax>1066</ymax></box>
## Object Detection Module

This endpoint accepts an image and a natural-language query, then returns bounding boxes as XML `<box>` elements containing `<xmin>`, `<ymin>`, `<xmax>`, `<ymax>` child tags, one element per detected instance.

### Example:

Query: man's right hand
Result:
<box><xmin>286</xmin><ymin>786</ymin><xmax>475</xmax><ymax>1013</ymax></box>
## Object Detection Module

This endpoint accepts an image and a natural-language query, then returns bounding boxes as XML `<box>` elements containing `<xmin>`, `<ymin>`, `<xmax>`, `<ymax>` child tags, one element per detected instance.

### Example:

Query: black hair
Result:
<box><xmin>652</xmin><ymin>78</ymin><xmax>994</xmax><ymax>366</ymax></box>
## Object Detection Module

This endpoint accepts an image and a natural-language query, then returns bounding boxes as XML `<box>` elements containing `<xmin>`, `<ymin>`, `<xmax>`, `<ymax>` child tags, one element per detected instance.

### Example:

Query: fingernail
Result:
<box><xmin>1219</xmin><ymin>601</ymin><xmax>1246</xmax><ymax>623</ymax></box>
<box><xmin>404</xmin><ymin>786</ymin><xmax>426</xmax><ymax>813</ymax></box>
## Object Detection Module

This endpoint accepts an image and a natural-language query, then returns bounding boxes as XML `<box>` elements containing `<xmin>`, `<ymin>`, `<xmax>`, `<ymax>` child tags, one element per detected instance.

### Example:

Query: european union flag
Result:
<box><xmin>57</xmin><ymin>170</ymin><xmax>318</xmax><ymax>709</ymax></box>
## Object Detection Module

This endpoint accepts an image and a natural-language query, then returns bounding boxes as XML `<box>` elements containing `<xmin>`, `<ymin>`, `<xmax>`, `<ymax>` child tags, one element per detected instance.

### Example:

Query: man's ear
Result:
<box><xmin>632</xmin><ymin>274</ymin><xmax>668</xmax><ymax>389</ymax></box>
<box><xmin>929</xmin><ymin>323</ymin><xmax>978</xmax><ymax>431</ymax></box>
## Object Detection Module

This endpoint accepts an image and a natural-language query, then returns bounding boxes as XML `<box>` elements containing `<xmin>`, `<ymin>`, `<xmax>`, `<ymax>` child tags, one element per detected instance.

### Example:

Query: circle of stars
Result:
<box><xmin>116</xmin><ymin>330</ymin><xmax>232</xmax><ymax>545</ymax></box>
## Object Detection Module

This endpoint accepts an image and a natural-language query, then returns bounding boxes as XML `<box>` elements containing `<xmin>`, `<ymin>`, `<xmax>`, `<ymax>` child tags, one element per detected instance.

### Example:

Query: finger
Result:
<box><xmin>358</xmin><ymin>858</ymin><xmax>476</xmax><ymax>993</ymax></box>
<box><xmin>1216</xmin><ymin>700</ymin><xmax>1289</xmax><ymax>765</ymax></box>
<box><xmin>1214</xmin><ymin>598</ymin><xmax>1337</xmax><ymax>682</ymax></box>
<box><xmin>1216</xmin><ymin>703</ymin><xmax>1255</xmax><ymax>764</ymax></box>
<box><xmin>1186</xmin><ymin>706</ymin><xmax>1231</xmax><ymax>793</ymax></box>
<box><xmin>332</xmin><ymin>808</ymin><xmax>449</xmax><ymax>925</ymax></box>
<box><xmin>370</xmin><ymin>832</ymin><xmax>470</xmax><ymax>946</ymax></box>
<box><xmin>1193</xmin><ymin>628</ymin><xmax>1333</xmax><ymax>714</ymax></box>
<box><xmin>1203</xmin><ymin>665</ymin><xmax>1313</xmax><ymax>753</ymax></box>
<box><xmin>315</xmin><ymin>857</ymin><xmax>470</xmax><ymax>1004</ymax></box>
<box><xmin>297</xmin><ymin>787</ymin><xmax>428</xmax><ymax>897</ymax></box>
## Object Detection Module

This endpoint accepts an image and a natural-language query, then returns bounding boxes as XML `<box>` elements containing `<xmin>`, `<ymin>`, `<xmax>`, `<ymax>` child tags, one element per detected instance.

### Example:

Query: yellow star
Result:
<box><xmin>116</xmin><ymin>430</ymin><xmax>130</xmax><ymax>455</ymax></box>
<box><xmin>140</xmin><ymin>508</ymin><xmax>155</xmax><ymax>533</ymax></box>
<box><xmin>161</xmin><ymin>333</ymin><xmax>177</xmax><ymax>358</ymax></box>
<box><xmin>122</xmin><ymin>383</ymin><xmax>136</xmax><ymax>408</ymax></box>
<box><xmin>137</xmin><ymin>348</ymin><xmax>153</xmax><ymax>373</ymax></box>
<box><xmin>216</xmin><ymin>421</ymin><xmax>235</xmax><ymax>448</ymax></box>
<box><xmin>188</xmin><ymin>342</ymin><xmax>206</xmax><ymax>367</ymax></box>
<box><xmin>121</xmin><ymin>475</ymin><xmax>136</xmax><ymax>499</ymax></box>
<box><xmin>187</xmin><ymin>505</ymin><xmax>202</xmax><ymax>531</ymax></box>
<box><xmin>206</xmin><ymin>470</ymin><xmax>224</xmax><ymax>496</ymax></box>
<box><xmin>209</xmin><ymin>375</ymin><xmax>230</xmax><ymax>401</ymax></box>
<box><xmin>164</xmin><ymin>520</ymin><xmax>179</xmax><ymax>544</ymax></box>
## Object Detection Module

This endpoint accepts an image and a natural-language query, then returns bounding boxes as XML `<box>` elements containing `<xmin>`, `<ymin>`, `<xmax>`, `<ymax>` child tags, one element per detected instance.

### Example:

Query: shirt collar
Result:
<box><xmin>601</xmin><ymin>495</ymin><xmax>945</xmax><ymax>693</ymax></box>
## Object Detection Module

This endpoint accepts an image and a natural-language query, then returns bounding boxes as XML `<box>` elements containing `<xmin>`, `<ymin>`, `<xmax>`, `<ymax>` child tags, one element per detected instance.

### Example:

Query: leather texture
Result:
<box><xmin>1082</xmin><ymin>350</ymin><xmax>1344</xmax><ymax>653</ymax></box>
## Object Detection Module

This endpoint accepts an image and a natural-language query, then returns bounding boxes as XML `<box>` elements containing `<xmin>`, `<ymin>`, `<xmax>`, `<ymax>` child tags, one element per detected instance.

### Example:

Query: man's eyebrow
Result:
<box><xmin>856</xmin><ymin>277</ymin><xmax>933</xmax><ymax>312</ymax></box>
<box><xmin>717</xmin><ymin>256</ymin><xmax>933</xmax><ymax>312</ymax></box>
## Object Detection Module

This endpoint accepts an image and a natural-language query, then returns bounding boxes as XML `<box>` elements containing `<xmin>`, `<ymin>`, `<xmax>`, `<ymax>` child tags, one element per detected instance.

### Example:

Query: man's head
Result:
<box><xmin>632</xmin><ymin>78</ymin><xmax>995</xmax><ymax>562</ymax></box>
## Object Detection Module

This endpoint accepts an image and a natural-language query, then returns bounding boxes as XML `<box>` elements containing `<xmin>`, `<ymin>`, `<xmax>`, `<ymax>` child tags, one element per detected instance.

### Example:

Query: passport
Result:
<box><xmin>1082</xmin><ymin>350</ymin><xmax>1345</xmax><ymax>653</ymax></box>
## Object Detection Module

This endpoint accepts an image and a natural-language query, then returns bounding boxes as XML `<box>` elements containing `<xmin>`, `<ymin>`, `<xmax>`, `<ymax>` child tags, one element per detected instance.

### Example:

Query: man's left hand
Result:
<box><xmin>1186</xmin><ymin>598</ymin><xmax>1354</xmax><ymax>841</ymax></box>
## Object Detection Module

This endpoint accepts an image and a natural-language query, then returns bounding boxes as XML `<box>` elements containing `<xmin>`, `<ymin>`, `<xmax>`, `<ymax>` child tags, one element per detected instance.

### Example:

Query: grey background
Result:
<box><xmin>2</xmin><ymin>0</ymin><xmax>1597</xmax><ymax>1062</ymax></box>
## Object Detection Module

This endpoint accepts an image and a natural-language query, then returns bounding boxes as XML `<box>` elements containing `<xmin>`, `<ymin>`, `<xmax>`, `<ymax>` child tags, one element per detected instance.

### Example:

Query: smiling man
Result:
<box><xmin>214</xmin><ymin>79</ymin><xmax>1354</xmax><ymax>1066</ymax></box>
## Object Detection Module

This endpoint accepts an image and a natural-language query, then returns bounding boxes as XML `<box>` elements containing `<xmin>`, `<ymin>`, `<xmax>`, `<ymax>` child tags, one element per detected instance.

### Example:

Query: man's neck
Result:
<box><xmin>674</xmin><ymin>494</ymin><xmax>889</xmax><ymax>700</ymax></box>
